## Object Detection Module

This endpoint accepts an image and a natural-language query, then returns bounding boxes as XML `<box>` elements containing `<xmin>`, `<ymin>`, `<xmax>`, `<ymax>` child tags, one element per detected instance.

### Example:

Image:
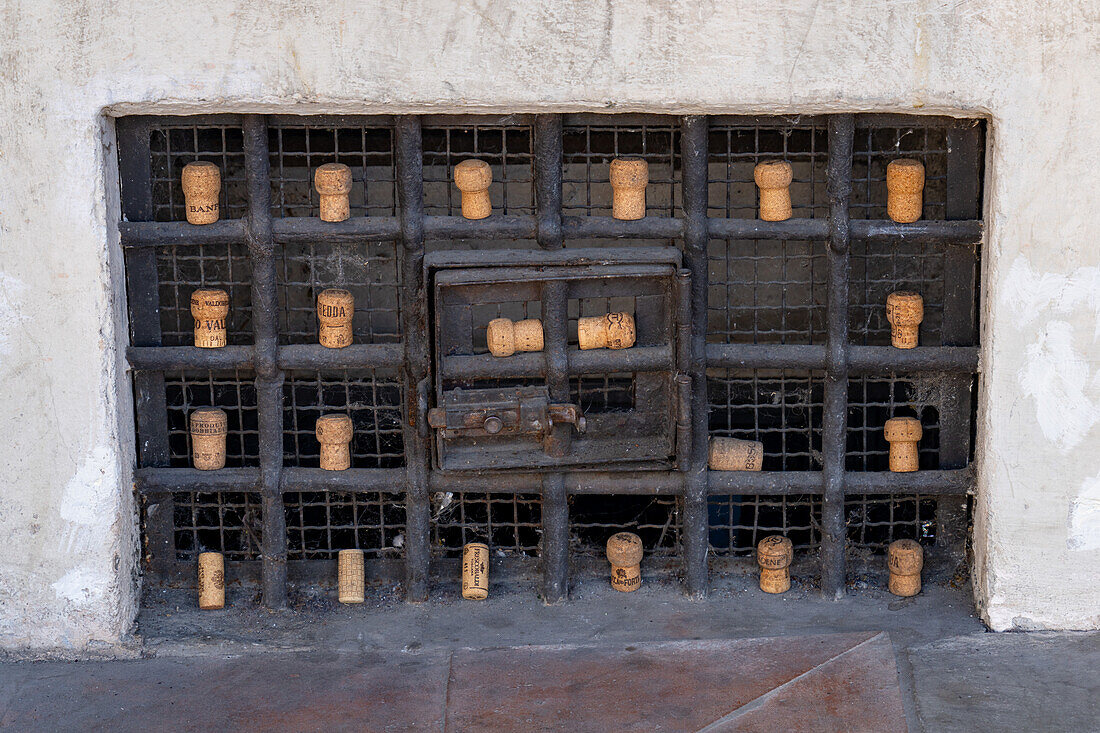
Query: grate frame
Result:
<box><xmin>121</xmin><ymin>113</ymin><xmax>983</xmax><ymax>602</ymax></box>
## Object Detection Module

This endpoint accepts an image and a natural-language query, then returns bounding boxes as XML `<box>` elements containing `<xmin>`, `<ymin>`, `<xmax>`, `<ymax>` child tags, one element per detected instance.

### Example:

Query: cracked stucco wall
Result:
<box><xmin>0</xmin><ymin>0</ymin><xmax>1097</xmax><ymax>652</ymax></box>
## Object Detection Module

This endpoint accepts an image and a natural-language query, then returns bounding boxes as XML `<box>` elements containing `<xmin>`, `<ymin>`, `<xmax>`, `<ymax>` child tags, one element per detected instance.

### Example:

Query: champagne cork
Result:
<box><xmin>754</xmin><ymin>161</ymin><xmax>793</xmax><ymax>222</ymax></box>
<box><xmin>198</xmin><ymin>552</ymin><xmax>225</xmax><ymax>609</ymax></box>
<box><xmin>462</xmin><ymin>542</ymin><xmax>489</xmax><ymax>600</ymax></box>
<box><xmin>190</xmin><ymin>408</ymin><xmax>227</xmax><ymax>471</ymax></box>
<box><xmin>316</xmin><ymin>414</ymin><xmax>353</xmax><ymax>471</ymax></box>
<box><xmin>454</xmin><ymin>159</ymin><xmax>492</xmax><ymax>220</ymax></box>
<box><xmin>317</xmin><ymin>288</ymin><xmax>354</xmax><ymax>348</ymax></box>
<box><xmin>884</xmin><ymin>417</ymin><xmax>922</xmax><ymax>472</ymax></box>
<box><xmin>606</xmin><ymin>532</ymin><xmax>643</xmax><ymax>593</ymax></box>
<box><xmin>577</xmin><ymin>312</ymin><xmax>636</xmax><ymax>350</ymax></box>
<box><xmin>757</xmin><ymin>535</ymin><xmax>793</xmax><ymax>594</ymax></box>
<box><xmin>887</xmin><ymin>539</ymin><xmax>923</xmax><ymax>597</ymax></box>
<box><xmin>886</xmin><ymin>291</ymin><xmax>923</xmax><ymax>349</ymax></box>
<box><xmin>486</xmin><ymin>317</ymin><xmax>544</xmax><ymax>357</ymax></box>
<box><xmin>708</xmin><ymin>436</ymin><xmax>764</xmax><ymax>471</ymax></box>
<box><xmin>886</xmin><ymin>159</ymin><xmax>925</xmax><ymax>223</ymax></box>
<box><xmin>609</xmin><ymin>158</ymin><xmax>648</xmax><ymax>221</ymax></box>
<box><xmin>338</xmin><ymin>549</ymin><xmax>365</xmax><ymax>604</ymax></box>
<box><xmin>190</xmin><ymin>288</ymin><xmax>229</xmax><ymax>348</ymax></box>
<box><xmin>314</xmin><ymin>163</ymin><xmax>353</xmax><ymax>223</ymax></box>
<box><xmin>181</xmin><ymin>161</ymin><xmax>220</xmax><ymax>225</ymax></box>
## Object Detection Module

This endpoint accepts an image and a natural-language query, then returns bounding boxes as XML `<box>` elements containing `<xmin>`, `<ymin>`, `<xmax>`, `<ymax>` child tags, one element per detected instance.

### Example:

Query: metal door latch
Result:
<box><xmin>427</xmin><ymin>386</ymin><xmax>586</xmax><ymax>439</ymax></box>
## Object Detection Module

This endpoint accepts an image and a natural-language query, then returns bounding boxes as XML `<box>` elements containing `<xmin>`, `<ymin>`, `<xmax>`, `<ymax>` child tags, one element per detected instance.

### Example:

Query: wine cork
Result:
<box><xmin>577</xmin><ymin>312</ymin><xmax>636</xmax><ymax>350</ymax></box>
<box><xmin>338</xmin><ymin>549</ymin><xmax>365</xmax><ymax>604</ymax></box>
<box><xmin>316</xmin><ymin>414</ymin><xmax>353</xmax><ymax>471</ymax></box>
<box><xmin>454</xmin><ymin>159</ymin><xmax>492</xmax><ymax>220</ymax></box>
<box><xmin>884</xmin><ymin>417</ymin><xmax>922</xmax><ymax>472</ymax></box>
<box><xmin>886</xmin><ymin>159</ymin><xmax>925</xmax><ymax>223</ymax></box>
<box><xmin>606</xmin><ymin>532</ymin><xmax>643</xmax><ymax>593</ymax></box>
<box><xmin>708</xmin><ymin>436</ymin><xmax>764</xmax><ymax>471</ymax></box>
<box><xmin>886</xmin><ymin>291</ymin><xmax>923</xmax><ymax>349</ymax></box>
<box><xmin>462</xmin><ymin>542</ymin><xmax>489</xmax><ymax>600</ymax></box>
<box><xmin>887</xmin><ymin>539</ymin><xmax>923</xmax><ymax>597</ymax></box>
<box><xmin>315</xmin><ymin>163</ymin><xmax>353</xmax><ymax>223</ymax></box>
<box><xmin>486</xmin><ymin>318</ymin><xmax>544</xmax><ymax>357</ymax></box>
<box><xmin>317</xmin><ymin>288</ymin><xmax>354</xmax><ymax>348</ymax></box>
<box><xmin>609</xmin><ymin>158</ymin><xmax>648</xmax><ymax>220</ymax></box>
<box><xmin>754</xmin><ymin>161</ymin><xmax>793</xmax><ymax>222</ymax></box>
<box><xmin>190</xmin><ymin>288</ymin><xmax>229</xmax><ymax>348</ymax></box>
<box><xmin>181</xmin><ymin>162</ymin><xmax>220</xmax><ymax>225</ymax></box>
<box><xmin>757</xmin><ymin>535</ymin><xmax>793</xmax><ymax>594</ymax></box>
<box><xmin>190</xmin><ymin>408</ymin><xmax>227</xmax><ymax>471</ymax></box>
<box><xmin>198</xmin><ymin>552</ymin><xmax>225</xmax><ymax>610</ymax></box>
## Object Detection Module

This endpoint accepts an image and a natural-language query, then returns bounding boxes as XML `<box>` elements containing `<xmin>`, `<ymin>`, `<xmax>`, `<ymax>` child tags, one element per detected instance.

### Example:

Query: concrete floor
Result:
<box><xmin>1</xmin><ymin>559</ymin><xmax>1097</xmax><ymax>731</ymax></box>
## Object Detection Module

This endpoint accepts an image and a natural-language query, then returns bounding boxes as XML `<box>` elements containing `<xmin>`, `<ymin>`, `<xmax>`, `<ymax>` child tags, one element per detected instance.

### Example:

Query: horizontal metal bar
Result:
<box><xmin>706</xmin><ymin>344</ymin><xmax>826</xmax><ymax>370</ymax></box>
<box><xmin>428</xmin><ymin>471</ymin><xmax>684</xmax><ymax>494</ymax></box>
<box><xmin>844</xmin><ymin>467</ymin><xmax>974</xmax><ymax>495</ymax></box>
<box><xmin>708</xmin><ymin>218</ymin><xmax>828</xmax><ymax>240</ymax></box>
<box><xmin>280</xmin><ymin>467</ymin><xmax>408</xmax><ymax>492</ymax></box>
<box><xmin>562</xmin><ymin>113</ymin><xmax>680</xmax><ymax>127</ymax></box>
<box><xmin>850</xmin><ymin>219</ymin><xmax>982</xmax><ymax>245</ymax></box>
<box><xmin>134</xmin><ymin>467</ymin><xmax>259</xmax><ymax>493</ymax></box>
<box><xmin>272</xmin><ymin>216</ymin><xmax>401</xmax><ymax>243</ymax></box>
<box><xmin>441</xmin><ymin>345</ymin><xmax>674</xmax><ymax>380</ymax></box>
<box><xmin>562</xmin><ymin>216</ymin><xmax>684</xmax><ymax>239</ymax></box>
<box><xmin>266</xmin><ymin>114</ymin><xmax>398</xmax><ymax>128</ymax></box>
<box><xmin>119</xmin><ymin>219</ymin><xmax>248</xmax><ymax>247</ymax></box>
<box><xmin>707</xmin><ymin>471</ymin><xmax>825</xmax><ymax>494</ymax></box>
<box><xmin>423</xmin><ymin>215</ymin><xmax>537</xmax><ymax>240</ymax></box>
<box><xmin>848</xmin><ymin>346</ymin><xmax>979</xmax><ymax>373</ymax></box>
<box><xmin>277</xmin><ymin>343</ymin><xmax>405</xmax><ymax>370</ymax></box>
<box><xmin>127</xmin><ymin>345</ymin><xmax>253</xmax><ymax>371</ymax></box>
<box><xmin>426</xmin><ymin>246</ymin><xmax>681</xmax><ymax>270</ymax></box>
<box><xmin>856</xmin><ymin>113</ymin><xmax>983</xmax><ymax>128</ymax></box>
<box><xmin>422</xmin><ymin>113</ymin><xmax>537</xmax><ymax>127</ymax></box>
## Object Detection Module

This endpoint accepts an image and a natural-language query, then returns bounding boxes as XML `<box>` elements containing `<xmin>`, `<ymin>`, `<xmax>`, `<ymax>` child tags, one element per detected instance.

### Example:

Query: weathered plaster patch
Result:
<box><xmin>57</xmin><ymin>445</ymin><xmax>119</xmax><ymax>587</ymax></box>
<box><xmin>1016</xmin><ymin>320</ymin><xmax>1097</xmax><ymax>452</ymax></box>
<box><xmin>51</xmin><ymin>565</ymin><xmax>109</xmax><ymax>605</ymax></box>
<box><xmin>1068</xmin><ymin>472</ymin><xmax>1100</xmax><ymax>551</ymax></box>
<box><xmin>0</xmin><ymin>272</ymin><xmax>28</xmax><ymax>361</ymax></box>
<box><xmin>1002</xmin><ymin>257</ymin><xmax>1100</xmax><ymax>338</ymax></box>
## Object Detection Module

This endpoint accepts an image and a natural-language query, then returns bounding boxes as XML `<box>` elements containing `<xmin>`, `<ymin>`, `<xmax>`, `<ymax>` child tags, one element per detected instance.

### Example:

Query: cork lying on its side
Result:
<box><xmin>198</xmin><ymin>552</ymin><xmax>225</xmax><ymax>609</ymax></box>
<box><xmin>454</xmin><ymin>160</ymin><xmax>492</xmax><ymax>220</ymax></box>
<box><xmin>606</xmin><ymin>532</ymin><xmax>644</xmax><ymax>592</ymax></box>
<box><xmin>708</xmin><ymin>436</ymin><xmax>764</xmax><ymax>471</ymax></box>
<box><xmin>886</xmin><ymin>291</ymin><xmax>924</xmax><ymax>349</ymax></box>
<box><xmin>884</xmin><ymin>416</ymin><xmax>922</xmax><ymax>472</ymax></box>
<box><xmin>609</xmin><ymin>158</ymin><xmax>648</xmax><ymax>220</ymax></box>
<box><xmin>317</xmin><ymin>288</ymin><xmax>354</xmax><ymax>348</ymax></box>
<box><xmin>338</xmin><ymin>549</ymin><xmax>365</xmax><ymax>604</ymax></box>
<box><xmin>486</xmin><ymin>317</ymin><xmax>544</xmax><ymax>357</ymax></box>
<box><xmin>886</xmin><ymin>159</ymin><xmax>925</xmax><ymax>223</ymax></box>
<box><xmin>190</xmin><ymin>408</ymin><xmax>228</xmax><ymax>471</ymax></box>
<box><xmin>578</xmin><ymin>312</ymin><xmax>636</xmax><ymax>350</ymax></box>
<box><xmin>757</xmin><ymin>535</ymin><xmax>793</xmax><ymax>594</ymax></box>
<box><xmin>181</xmin><ymin>162</ymin><xmax>221</xmax><ymax>225</ymax></box>
<box><xmin>315</xmin><ymin>163</ymin><xmax>353</xmax><ymax>223</ymax></box>
<box><xmin>316</xmin><ymin>414</ymin><xmax>353</xmax><ymax>471</ymax></box>
<box><xmin>754</xmin><ymin>161</ymin><xmax>793</xmax><ymax>222</ymax></box>
<box><xmin>888</xmin><ymin>539</ymin><xmax>923</xmax><ymax>596</ymax></box>
<box><xmin>191</xmin><ymin>288</ymin><xmax>229</xmax><ymax>348</ymax></box>
<box><xmin>462</xmin><ymin>542</ymin><xmax>489</xmax><ymax>600</ymax></box>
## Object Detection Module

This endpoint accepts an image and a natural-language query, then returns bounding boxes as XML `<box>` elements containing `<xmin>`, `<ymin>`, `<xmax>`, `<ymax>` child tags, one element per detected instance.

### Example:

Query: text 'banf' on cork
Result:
<box><xmin>181</xmin><ymin>162</ymin><xmax>221</xmax><ymax>225</ymax></box>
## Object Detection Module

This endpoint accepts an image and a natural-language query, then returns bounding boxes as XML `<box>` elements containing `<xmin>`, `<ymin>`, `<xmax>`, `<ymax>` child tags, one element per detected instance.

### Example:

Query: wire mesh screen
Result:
<box><xmin>268</xmin><ymin>124</ymin><xmax>398</xmax><ymax>218</ymax></box>
<box><xmin>846</xmin><ymin>375</ymin><xmax>941</xmax><ymax>471</ymax></box>
<box><xmin>423</xmin><ymin>124</ymin><xmax>535</xmax><ymax>215</ymax></box>
<box><xmin>708</xmin><ymin>495</ymin><xmax>822</xmax><ymax>556</ymax></box>
<box><xmin>162</xmin><ymin>370</ymin><xmax>259</xmax><ymax>468</ymax></box>
<box><xmin>285</xmin><ymin>491</ymin><xmax>406</xmax><ymax>560</ymax></box>
<box><xmin>568</xmin><ymin>495</ymin><xmax>682</xmax><ymax>557</ymax></box>
<box><xmin>277</xmin><ymin>241</ymin><xmax>401</xmax><ymax>345</ymax></box>
<box><xmin>850</xmin><ymin>239</ymin><xmax>947</xmax><ymax>347</ymax></box>
<box><xmin>850</xmin><ymin>123</ymin><xmax>948</xmax><ymax>221</ymax></box>
<box><xmin>172</xmin><ymin>491</ymin><xmax>263</xmax><ymax>561</ymax></box>
<box><xmin>149</xmin><ymin>124</ymin><xmax>247</xmax><ymax>221</ymax></box>
<box><xmin>282</xmin><ymin>369</ymin><xmax>405</xmax><ymax>469</ymax></box>
<box><xmin>430</xmin><ymin>492</ymin><xmax>542</xmax><ymax>558</ymax></box>
<box><xmin>845</xmin><ymin>494</ymin><xmax>939</xmax><ymax>548</ymax></box>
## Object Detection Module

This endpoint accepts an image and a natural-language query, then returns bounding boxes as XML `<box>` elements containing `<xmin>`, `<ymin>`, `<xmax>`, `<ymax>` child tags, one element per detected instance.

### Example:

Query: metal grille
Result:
<box><xmin>121</xmin><ymin>113</ymin><xmax>983</xmax><ymax>604</ymax></box>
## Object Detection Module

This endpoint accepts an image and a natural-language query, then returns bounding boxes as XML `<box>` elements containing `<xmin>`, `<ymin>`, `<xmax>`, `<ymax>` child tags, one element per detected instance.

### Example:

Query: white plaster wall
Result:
<box><xmin>0</xmin><ymin>0</ymin><xmax>1097</xmax><ymax>652</ymax></box>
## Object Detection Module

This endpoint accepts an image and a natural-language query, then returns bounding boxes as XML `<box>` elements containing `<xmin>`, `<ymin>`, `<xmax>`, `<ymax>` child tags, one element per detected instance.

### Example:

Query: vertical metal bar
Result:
<box><xmin>680</xmin><ymin>115</ymin><xmax>709</xmax><ymax>598</ymax></box>
<box><xmin>822</xmin><ymin>114</ymin><xmax>854</xmax><ymax>599</ymax></box>
<box><xmin>396</xmin><ymin>116</ymin><xmax>432</xmax><ymax>602</ymax></box>
<box><xmin>937</xmin><ymin>121</ymin><xmax>983</xmax><ymax>547</ymax></box>
<box><xmin>243</xmin><ymin>115</ymin><xmax>286</xmax><ymax>608</ymax></box>
<box><xmin>535</xmin><ymin>114</ymin><xmax>569</xmax><ymax>602</ymax></box>
<box><xmin>118</xmin><ymin>117</ymin><xmax>175</xmax><ymax>579</ymax></box>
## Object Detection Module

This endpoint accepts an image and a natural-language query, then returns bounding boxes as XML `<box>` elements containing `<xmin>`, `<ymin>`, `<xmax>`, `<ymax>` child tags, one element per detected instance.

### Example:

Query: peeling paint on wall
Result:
<box><xmin>1068</xmin><ymin>473</ymin><xmax>1100</xmax><ymax>552</ymax></box>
